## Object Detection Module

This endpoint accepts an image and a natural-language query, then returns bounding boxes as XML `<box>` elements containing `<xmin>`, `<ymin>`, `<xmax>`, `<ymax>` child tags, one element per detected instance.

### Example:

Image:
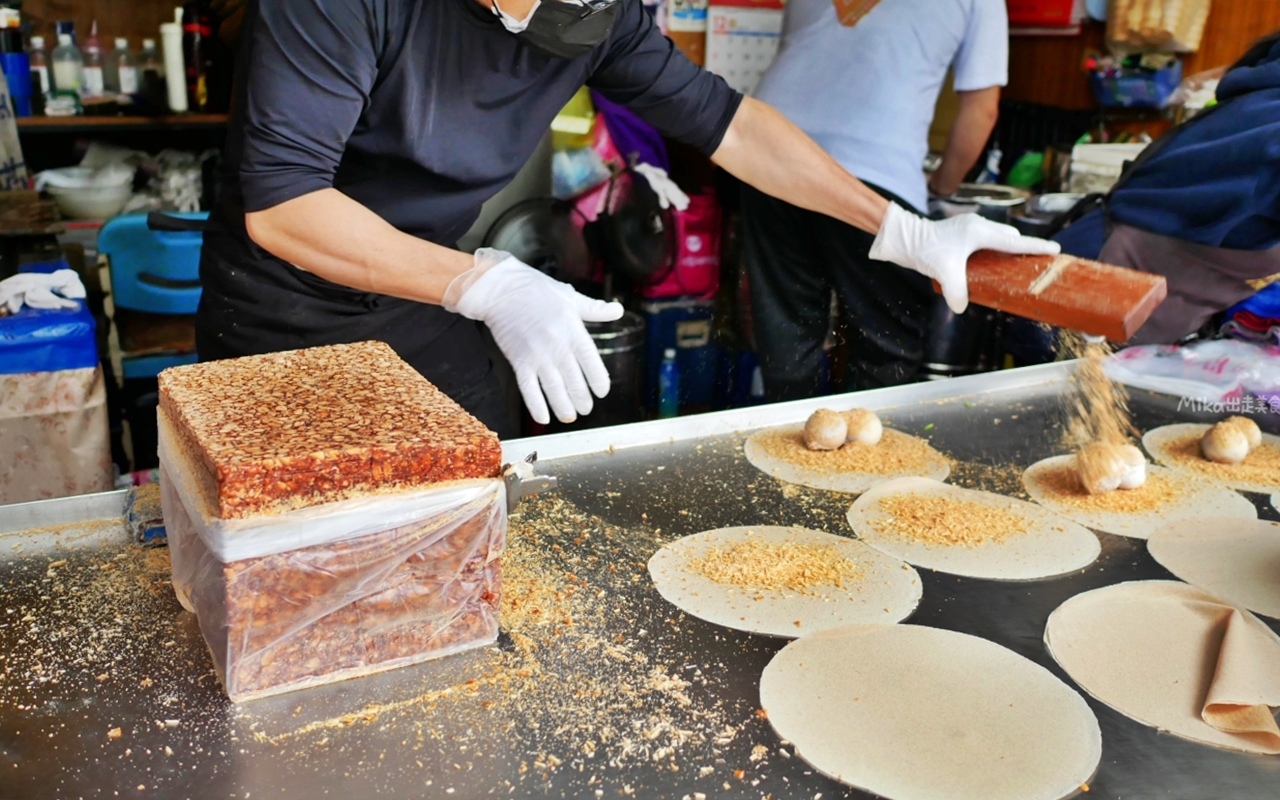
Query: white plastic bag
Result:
<box><xmin>1105</xmin><ymin>339</ymin><xmax>1280</xmax><ymax>403</ymax></box>
<box><xmin>158</xmin><ymin>410</ymin><xmax>506</xmax><ymax>702</ymax></box>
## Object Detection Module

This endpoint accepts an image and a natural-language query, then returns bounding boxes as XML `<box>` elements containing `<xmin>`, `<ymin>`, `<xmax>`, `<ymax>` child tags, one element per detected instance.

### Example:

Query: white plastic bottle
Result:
<box><xmin>81</xmin><ymin>20</ymin><xmax>105</xmax><ymax>98</ymax></box>
<box><xmin>160</xmin><ymin>7</ymin><xmax>187</xmax><ymax>112</ymax></box>
<box><xmin>51</xmin><ymin>33</ymin><xmax>84</xmax><ymax>96</ymax></box>
<box><xmin>107</xmin><ymin>38</ymin><xmax>138</xmax><ymax>94</ymax></box>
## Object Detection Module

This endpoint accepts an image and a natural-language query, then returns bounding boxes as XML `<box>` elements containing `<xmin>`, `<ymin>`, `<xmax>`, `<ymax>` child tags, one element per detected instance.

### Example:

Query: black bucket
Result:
<box><xmin>549</xmin><ymin>310</ymin><xmax>646</xmax><ymax>431</ymax></box>
<box><xmin>587</xmin><ymin>310</ymin><xmax>645</xmax><ymax>427</ymax></box>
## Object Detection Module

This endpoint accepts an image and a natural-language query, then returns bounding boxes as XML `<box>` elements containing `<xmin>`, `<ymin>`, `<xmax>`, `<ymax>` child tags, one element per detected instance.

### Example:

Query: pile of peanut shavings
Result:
<box><xmin>873</xmin><ymin>493</ymin><xmax>1031</xmax><ymax>548</ymax></box>
<box><xmin>687</xmin><ymin>536</ymin><xmax>862</xmax><ymax>595</ymax></box>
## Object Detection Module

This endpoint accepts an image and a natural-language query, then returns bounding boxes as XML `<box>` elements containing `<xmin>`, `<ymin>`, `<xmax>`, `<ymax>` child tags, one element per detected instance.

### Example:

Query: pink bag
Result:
<box><xmin>642</xmin><ymin>192</ymin><xmax>721</xmax><ymax>299</ymax></box>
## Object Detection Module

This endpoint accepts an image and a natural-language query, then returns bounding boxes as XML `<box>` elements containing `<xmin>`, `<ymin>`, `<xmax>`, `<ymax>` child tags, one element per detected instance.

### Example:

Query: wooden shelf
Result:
<box><xmin>16</xmin><ymin>114</ymin><xmax>230</xmax><ymax>133</ymax></box>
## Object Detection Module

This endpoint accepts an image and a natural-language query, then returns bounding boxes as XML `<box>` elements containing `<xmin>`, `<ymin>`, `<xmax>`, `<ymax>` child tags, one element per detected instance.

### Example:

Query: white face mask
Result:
<box><xmin>491</xmin><ymin>0</ymin><xmax>543</xmax><ymax>33</ymax></box>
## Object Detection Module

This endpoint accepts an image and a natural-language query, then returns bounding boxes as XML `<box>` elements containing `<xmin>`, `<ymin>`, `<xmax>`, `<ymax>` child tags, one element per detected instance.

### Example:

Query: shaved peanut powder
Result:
<box><xmin>1165</xmin><ymin>433</ymin><xmax>1280</xmax><ymax>485</ymax></box>
<box><xmin>873</xmin><ymin>494</ymin><xmax>1031</xmax><ymax>548</ymax></box>
<box><xmin>757</xmin><ymin>428</ymin><xmax>944</xmax><ymax>475</ymax></box>
<box><xmin>687</xmin><ymin>537</ymin><xmax>863</xmax><ymax>595</ymax></box>
<box><xmin>1059</xmin><ymin>334</ymin><xmax>1136</xmax><ymax>449</ymax></box>
<box><xmin>1035</xmin><ymin>461</ymin><xmax>1186</xmax><ymax>513</ymax></box>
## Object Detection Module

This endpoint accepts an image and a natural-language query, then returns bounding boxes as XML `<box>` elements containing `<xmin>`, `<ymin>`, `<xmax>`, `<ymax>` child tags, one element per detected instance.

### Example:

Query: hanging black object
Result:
<box><xmin>583</xmin><ymin>167</ymin><xmax>675</xmax><ymax>287</ymax></box>
<box><xmin>481</xmin><ymin>197</ymin><xmax>593</xmax><ymax>283</ymax></box>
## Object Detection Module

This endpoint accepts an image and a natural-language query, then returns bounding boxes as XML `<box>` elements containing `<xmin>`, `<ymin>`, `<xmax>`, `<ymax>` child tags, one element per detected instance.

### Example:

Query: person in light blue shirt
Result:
<box><xmin>744</xmin><ymin>0</ymin><xmax>1009</xmax><ymax>398</ymax></box>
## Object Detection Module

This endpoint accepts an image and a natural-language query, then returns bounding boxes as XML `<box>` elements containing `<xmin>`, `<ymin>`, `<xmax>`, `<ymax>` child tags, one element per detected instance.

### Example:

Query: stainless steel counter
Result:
<box><xmin>3</xmin><ymin>363</ymin><xmax>1279</xmax><ymax>800</ymax></box>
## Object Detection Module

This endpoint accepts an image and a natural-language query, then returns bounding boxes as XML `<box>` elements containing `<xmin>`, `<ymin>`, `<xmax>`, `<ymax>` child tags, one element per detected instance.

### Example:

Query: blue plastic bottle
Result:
<box><xmin>657</xmin><ymin>348</ymin><xmax>680</xmax><ymax>419</ymax></box>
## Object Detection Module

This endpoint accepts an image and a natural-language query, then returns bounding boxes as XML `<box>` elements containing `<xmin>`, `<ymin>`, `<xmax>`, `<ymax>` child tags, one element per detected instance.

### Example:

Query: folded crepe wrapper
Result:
<box><xmin>1200</xmin><ymin>599</ymin><xmax>1280</xmax><ymax>750</ymax></box>
<box><xmin>1045</xmin><ymin>580</ymin><xmax>1280</xmax><ymax>755</ymax></box>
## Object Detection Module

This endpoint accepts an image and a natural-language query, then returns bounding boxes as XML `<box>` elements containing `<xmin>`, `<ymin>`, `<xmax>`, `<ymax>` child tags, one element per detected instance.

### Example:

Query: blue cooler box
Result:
<box><xmin>642</xmin><ymin>297</ymin><xmax>719</xmax><ymax>410</ymax></box>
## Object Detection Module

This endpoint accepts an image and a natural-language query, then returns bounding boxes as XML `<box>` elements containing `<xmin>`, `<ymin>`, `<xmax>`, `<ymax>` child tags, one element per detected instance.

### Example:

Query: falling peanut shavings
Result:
<box><xmin>1058</xmin><ymin>333</ymin><xmax>1136</xmax><ymax>449</ymax></box>
<box><xmin>873</xmin><ymin>494</ymin><xmax>1031</xmax><ymax>548</ymax></box>
<box><xmin>687</xmin><ymin>537</ymin><xmax>862</xmax><ymax>595</ymax></box>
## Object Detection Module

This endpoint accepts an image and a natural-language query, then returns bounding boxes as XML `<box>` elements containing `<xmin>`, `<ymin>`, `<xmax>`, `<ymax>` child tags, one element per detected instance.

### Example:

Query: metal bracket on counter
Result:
<box><xmin>502</xmin><ymin>452</ymin><xmax>558</xmax><ymax>514</ymax></box>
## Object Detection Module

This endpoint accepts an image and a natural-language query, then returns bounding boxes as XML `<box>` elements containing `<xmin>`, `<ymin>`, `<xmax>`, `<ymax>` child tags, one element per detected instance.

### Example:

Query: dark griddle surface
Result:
<box><xmin>2</xmin><ymin>383</ymin><xmax>1278</xmax><ymax>800</ymax></box>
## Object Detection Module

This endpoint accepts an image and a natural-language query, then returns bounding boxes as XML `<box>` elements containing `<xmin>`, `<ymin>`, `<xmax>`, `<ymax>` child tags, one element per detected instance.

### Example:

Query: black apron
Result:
<box><xmin>193</xmin><ymin>213</ymin><xmax>515</xmax><ymax>437</ymax></box>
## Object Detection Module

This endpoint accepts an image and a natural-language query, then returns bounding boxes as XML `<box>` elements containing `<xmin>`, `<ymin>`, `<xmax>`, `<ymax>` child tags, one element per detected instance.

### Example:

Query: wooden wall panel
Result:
<box><xmin>21</xmin><ymin>0</ymin><xmax>178</xmax><ymax>49</ymax></box>
<box><xmin>1005</xmin><ymin>0</ymin><xmax>1280</xmax><ymax>111</ymax></box>
<box><xmin>1182</xmin><ymin>0</ymin><xmax>1280</xmax><ymax>74</ymax></box>
<box><xmin>1005</xmin><ymin>22</ymin><xmax>1106</xmax><ymax>110</ymax></box>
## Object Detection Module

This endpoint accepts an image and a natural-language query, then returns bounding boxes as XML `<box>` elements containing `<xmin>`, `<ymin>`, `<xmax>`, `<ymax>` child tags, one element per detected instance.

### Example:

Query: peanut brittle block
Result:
<box><xmin>157</xmin><ymin>341</ymin><xmax>502</xmax><ymax>519</ymax></box>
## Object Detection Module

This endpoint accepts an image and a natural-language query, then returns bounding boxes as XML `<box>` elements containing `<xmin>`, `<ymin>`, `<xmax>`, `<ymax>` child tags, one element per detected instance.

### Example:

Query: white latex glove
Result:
<box><xmin>0</xmin><ymin>269</ymin><xmax>86</xmax><ymax>314</ymax></box>
<box><xmin>633</xmin><ymin>163</ymin><xmax>690</xmax><ymax>212</ymax></box>
<box><xmin>869</xmin><ymin>203</ymin><xmax>1062</xmax><ymax>314</ymax></box>
<box><xmin>444</xmin><ymin>249</ymin><xmax>623</xmax><ymax>425</ymax></box>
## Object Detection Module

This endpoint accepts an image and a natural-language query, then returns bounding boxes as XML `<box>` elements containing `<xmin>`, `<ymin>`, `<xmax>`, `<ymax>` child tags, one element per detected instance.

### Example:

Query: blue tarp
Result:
<box><xmin>0</xmin><ymin>301</ymin><xmax>98</xmax><ymax>374</ymax></box>
<box><xmin>1227</xmin><ymin>281</ymin><xmax>1280</xmax><ymax>319</ymax></box>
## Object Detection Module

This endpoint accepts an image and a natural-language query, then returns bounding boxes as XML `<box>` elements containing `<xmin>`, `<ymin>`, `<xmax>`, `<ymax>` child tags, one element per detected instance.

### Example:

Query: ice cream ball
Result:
<box><xmin>1115</xmin><ymin>443</ymin><xmax>1147</xmax><ymax>490</ymax></box>
<box><xmin>804</xmin><ymin>409</ymin><xmax>848</xmax><ymax>451</ymax></box>
<box><xmin>1202</xmin><ymin>422</ymin><xmax>1250</xmax><ymax>465</ymax></box>
<box><xmin>1077</xmin><ymin>442</ymin><xmax>1129</xmax><ymax>495</ymax></box>
<box><xmin>1222</xmin><ymin>416</ymin><xmax>1262</xmax><ymax>450</ymax></box>
<box><xmin>841</xmin><ymin>408</ymin><xmax>883</xmax><ymax>446</ymax></box>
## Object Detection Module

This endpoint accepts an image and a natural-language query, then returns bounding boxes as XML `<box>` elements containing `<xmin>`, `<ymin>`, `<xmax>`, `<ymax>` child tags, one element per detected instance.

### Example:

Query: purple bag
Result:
<box><xmin>589</xmin><ymin>90</ymin><xmax>669</xmax><ymax>171</ymax></box>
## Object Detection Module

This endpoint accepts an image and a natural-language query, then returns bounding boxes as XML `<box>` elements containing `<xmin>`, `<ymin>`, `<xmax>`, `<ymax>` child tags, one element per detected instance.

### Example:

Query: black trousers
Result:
<box><xmin>194</xmin><ymin>226</ymin><xmax>517</xmax><ymax>439</ymax></box>
<box><xmin>741</xmin><ymin>184</ymin><xmax>935</xmax><ymax>402</ymax></box>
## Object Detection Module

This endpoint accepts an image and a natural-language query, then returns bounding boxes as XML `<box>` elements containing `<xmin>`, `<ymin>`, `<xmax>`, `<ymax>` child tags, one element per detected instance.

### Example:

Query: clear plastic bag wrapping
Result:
<box><xmin>158</xmin><ymin>413</ymin><xmax>506</xmax><ymax>703</ymax></box>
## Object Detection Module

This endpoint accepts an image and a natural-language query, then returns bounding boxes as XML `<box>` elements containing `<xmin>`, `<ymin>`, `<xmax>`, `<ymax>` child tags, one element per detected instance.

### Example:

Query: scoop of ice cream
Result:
<box><xmin>1077</xmin><ymin>442</ymin><xmax>1128</xmax><ymax>495</ymax></box>
<box><xmin>841</xmin><ymin>408</ymin><xmax>883</xmax><ymax>446</ymax></box>
<box><xmin>1202</xmin><ymin>422</ymin><xmax>1250</xmax><ymax>465</ymax></box>
<box><xmin>804</xmin><ymin>409</ymin><xmax>848</xmax><ymax>451</ymax></box>
<box><xmin>1222</xmin><ymin>416</ymin><xmax>1262</xmax><ymax>450</ymax></box>
<box><xmin>1115</xmin><ymin>443</ymin><xmax>1147</xmax><ymax>490</ymax></box>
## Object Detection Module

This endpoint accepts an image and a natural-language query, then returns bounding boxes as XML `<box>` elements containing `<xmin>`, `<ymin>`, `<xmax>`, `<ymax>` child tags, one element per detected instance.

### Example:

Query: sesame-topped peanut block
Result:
<box><xmin>158</xmin><ymin>341</ymin><xmax>502</xmax><ymax>519</ymax></box>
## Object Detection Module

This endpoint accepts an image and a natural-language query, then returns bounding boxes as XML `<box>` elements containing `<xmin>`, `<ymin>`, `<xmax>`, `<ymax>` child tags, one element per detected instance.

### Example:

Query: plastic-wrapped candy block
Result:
<box><xmin>156</xmin><ymin>342</ymin><xmax>505</xmax><ymax>701</ymax></box>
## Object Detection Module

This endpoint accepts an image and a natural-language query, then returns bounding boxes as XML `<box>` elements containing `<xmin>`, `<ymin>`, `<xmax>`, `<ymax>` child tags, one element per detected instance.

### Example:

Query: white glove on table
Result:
<box><xmin>633</xmin><ymin>163</ymin><xmax>690</xmax><ymax>212</ymax></box>
<box><xmin>444</xmin><ymin>249</ymin><xmax>624</xmax><ymax>425</ymax></box>
<box><xmin>0</xmin><ymin>269</ymin><xmax>86</xmax><ymax>315</ymax></box>
<box><xmin>869</xmin><ymin>203</ymin><xmax>1061</xmax><ymax>314</ymax></box>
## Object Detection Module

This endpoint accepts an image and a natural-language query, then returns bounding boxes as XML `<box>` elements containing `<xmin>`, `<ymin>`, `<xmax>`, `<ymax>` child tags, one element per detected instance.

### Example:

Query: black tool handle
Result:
<box><xmin>146</xmin><ymin>212</ymin><xmax>211</xmax><ymax>233</ymax></box>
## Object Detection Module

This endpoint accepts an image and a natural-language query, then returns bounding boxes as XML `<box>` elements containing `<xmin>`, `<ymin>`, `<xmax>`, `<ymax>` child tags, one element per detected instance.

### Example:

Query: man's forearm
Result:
<box><xmin>244</xmin><ymin>188</ymin><xmax>473</xmax><ymax>305</ymax></box>
<box><xmin>928</xmin><ymin>87</ymin><xmax>1000</xmax><ymax>197</ymax></box>
<box><xmin>711</xmin><ymin>97</ymin><xmax>889</xmax><ymax>234</ymax></box>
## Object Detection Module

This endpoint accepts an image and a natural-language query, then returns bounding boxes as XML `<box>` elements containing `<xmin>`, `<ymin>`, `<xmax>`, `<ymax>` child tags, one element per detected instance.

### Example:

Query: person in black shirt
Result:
<box><xmin>200</xmin><ymin>0</ymin><xmax>1058</xmax><ymax>435</ymax></box>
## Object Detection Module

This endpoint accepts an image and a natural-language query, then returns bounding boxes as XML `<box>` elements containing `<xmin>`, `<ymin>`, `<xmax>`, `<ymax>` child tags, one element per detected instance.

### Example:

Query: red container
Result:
<box><xmin>1007</xmin><ymin>0</ymin><xmax>1076</xmax><ymax>27</ymax></box>
<box><xmin>641</xmin><ymin>192</ymin><xmax>722</xmax><ymax>300</ymax></box>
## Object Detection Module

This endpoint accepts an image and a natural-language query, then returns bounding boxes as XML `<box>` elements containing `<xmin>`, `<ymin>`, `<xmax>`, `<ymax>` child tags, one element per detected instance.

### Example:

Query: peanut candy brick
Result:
<box><xmin>158</xmin><ymin>341</ymin><xmax>502</xmax><ymax>519</ymax></box>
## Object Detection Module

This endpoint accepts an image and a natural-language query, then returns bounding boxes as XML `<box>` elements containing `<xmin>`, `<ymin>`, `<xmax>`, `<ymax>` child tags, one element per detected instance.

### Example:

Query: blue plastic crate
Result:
<box><xmin>98</xmin><ymin>212</ymin><xmax>207</xmax><ymax>315</ymax></box>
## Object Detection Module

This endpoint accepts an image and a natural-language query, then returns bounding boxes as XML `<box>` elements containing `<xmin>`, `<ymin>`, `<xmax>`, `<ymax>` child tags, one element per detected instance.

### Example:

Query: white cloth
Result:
<box><xmin>755</xmin><ymin>0</ymin><xmax>1008</xmax><ymax>212</ymax></box>
<box><xmin>633</xmin><ymin>163</ymin><xmax>691</xmax><ymax>211</ymax></box>
<box><xmin>0</xmin><ymin>270</ymin><xmax>87</xmax><ymax>315</ymax></box>
<box><xmin>870</xmin><ymin>203</ymin><xmax>1059</xmax><ymax>314</ymax></box>
<box><xmin>444</xmin><ymin>249</ymin><xmax>624</xmax><ymax>425</ymax></box>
